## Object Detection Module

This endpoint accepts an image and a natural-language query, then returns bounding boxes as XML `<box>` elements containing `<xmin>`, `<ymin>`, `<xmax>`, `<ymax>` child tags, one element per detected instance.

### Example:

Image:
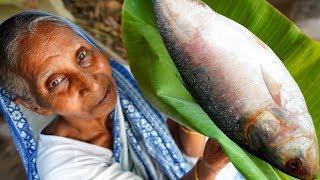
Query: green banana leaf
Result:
<box><xmin>122</xmin><ymin>0</ymin><xmax>320</xmax><ymax>179</ymax></box>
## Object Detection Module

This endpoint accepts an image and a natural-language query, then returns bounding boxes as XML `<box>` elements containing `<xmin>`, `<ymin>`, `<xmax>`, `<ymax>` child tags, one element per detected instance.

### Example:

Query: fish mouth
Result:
<box><xmin>244</xmin><ymin>110</ymin><xmax>319</xmax><ymax>179</ymax></box>
<box><xmin>281</xmin><ymin>137</ymin><xmax>319</xmax><ymax>179</ymax></box>
<box><xmin>279</xmin><ymin>137</ymin><xmax>317</xmax><ymax>178</ymax></box>
<box><xmin>285</xmin><ymin>158</ymin><xmax>310</xmax><ymax>179</ymax></box>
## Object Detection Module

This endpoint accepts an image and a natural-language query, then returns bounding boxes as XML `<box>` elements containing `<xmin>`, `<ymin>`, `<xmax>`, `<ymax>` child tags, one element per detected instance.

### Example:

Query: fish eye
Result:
<box><xmin>286</xmin><ymin>158</ymin><xmax>306</xmax><ymax>175</ymax></box>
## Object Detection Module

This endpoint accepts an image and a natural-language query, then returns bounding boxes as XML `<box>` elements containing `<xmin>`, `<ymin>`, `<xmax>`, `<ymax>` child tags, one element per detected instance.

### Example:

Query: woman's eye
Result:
<box><xmin>76</xmin><ymin>47</ymin><xmax>92</xmax><ymax>67</ymax></box>
<box><xmin>49</xmin><ymin>76</ymin><xmax>64</xmax><ymax>89</ymax></box>
<box><xmin>78</xmin><ymin>50</ymin><xmax>87</xmax><ymax>63</ymax></box>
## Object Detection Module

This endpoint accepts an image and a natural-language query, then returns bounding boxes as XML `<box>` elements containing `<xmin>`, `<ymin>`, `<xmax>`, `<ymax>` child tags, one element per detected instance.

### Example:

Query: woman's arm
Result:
<box><xmin>167</xmin><ymin>118</ymin><xmax>206</xmax><ymax>157</ymax></box>
<box><xmin>167</xmin><ymin>119</ymin><xmax>230</xmax><ymax>179</ymax></box>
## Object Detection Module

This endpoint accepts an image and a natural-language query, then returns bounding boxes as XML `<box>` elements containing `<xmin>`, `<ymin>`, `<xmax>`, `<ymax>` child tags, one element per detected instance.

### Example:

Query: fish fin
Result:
<box><xmin>261</xmin><ymin>66</ymin><xmax>282</xmax><ymax>107</ymax></box>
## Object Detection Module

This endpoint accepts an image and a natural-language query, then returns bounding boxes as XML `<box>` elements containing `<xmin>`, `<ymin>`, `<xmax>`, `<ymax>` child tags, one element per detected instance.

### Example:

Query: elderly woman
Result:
<box><xmin>0</xmin><ymin>11</ymin><xmax>241</xmax><ymax>180</ymax></box>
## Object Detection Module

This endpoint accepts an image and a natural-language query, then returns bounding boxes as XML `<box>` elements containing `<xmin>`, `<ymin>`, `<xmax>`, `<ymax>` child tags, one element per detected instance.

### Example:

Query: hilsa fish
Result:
<box><xmin>152</xmin><ymin>0</ymin><xmax>319</xmax><ymax>179</ymax></box>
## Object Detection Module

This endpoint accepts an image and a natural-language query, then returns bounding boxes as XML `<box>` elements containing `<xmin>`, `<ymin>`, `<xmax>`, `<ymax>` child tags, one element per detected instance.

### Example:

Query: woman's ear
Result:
<box><xmin>13</xmin><ymin>98</ymin><xmax>53</xmax><ymax>116</ymax></box>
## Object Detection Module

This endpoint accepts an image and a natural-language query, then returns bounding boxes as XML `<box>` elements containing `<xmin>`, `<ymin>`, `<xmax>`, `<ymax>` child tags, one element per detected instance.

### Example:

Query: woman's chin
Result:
<box><xmin>90</xmin><ymin>87</ymin><xmax>117</xmax><ymax>117</ymax></box>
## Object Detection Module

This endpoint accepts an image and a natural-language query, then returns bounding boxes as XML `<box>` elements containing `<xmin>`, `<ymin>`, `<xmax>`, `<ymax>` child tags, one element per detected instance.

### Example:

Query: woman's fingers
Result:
<box><xmin>201</xmin><ymin>139</ymin><xmax>229</xmax><ymax>172</ymax></box>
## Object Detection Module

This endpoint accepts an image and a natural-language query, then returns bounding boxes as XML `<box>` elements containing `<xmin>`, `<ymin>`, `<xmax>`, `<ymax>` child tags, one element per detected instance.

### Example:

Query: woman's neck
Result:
<box><xmin>42</xmin><ymin>113</ymin><xmax>113</xmax><ymax>149</ymax></box>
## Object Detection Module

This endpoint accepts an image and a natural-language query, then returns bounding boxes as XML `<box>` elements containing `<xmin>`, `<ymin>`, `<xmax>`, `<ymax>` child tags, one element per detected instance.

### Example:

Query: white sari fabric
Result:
<box><xmin>36</xmin><ymin>94</ymin><xmax>171</xmax><ymax>180</ymax></box>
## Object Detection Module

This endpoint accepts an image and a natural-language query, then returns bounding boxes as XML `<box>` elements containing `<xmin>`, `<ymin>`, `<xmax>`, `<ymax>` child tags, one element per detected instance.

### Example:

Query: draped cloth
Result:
<box><xmin>0</xmin><ymin>60</ymin><xmax>193</xmax><ymax>180</ymax></box>
<box><xmin>110</xmin><ymin>60</ymin><xmax>192</xmax><ymax>179</ymax></box>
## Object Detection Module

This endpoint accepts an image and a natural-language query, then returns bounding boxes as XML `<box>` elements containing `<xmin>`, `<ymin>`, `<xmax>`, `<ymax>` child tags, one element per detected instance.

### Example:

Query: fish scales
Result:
<box><xmin>153</xmin><ymin>0</ymin><xmax>319</xmax><ymax>179</ymax></box>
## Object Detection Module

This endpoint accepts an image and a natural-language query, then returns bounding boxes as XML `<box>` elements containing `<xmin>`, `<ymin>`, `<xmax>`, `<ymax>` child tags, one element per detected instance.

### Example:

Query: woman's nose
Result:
<box><xmin>78</xmin><ymin>72</ymin><xmax>100</xmax><ymax>97</ymax></box>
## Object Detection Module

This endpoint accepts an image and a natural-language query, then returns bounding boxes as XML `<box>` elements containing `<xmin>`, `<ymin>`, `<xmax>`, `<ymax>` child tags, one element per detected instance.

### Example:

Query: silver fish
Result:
<box><xmin>152</xmin><ymin>0</ymin><xmax>319</xmax><ymax>179</ymax></box>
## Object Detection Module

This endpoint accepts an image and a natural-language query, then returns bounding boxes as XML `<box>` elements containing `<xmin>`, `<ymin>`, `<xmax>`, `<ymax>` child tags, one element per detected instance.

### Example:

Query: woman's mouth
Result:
<box><xmin>97</xmin><ymin>86</ymin><xmax>110</xmax><ymax>106</ymax></box>
<box><xmin>89</xmin><ymin>86</ymin><xmax>111</xmax><ymax>113</ymax></box>
<box><xmin>88</xmin><ymin>81</ymin><xmax>117</xmax><ymax>113</ymax></box>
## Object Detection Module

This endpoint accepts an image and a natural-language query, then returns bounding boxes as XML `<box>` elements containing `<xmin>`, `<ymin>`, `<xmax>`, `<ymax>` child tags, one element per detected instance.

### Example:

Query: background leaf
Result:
<box><xmin>122</xmin><ymin>0</ymin><xmax>320</xmax><ymax>179</ymax></box>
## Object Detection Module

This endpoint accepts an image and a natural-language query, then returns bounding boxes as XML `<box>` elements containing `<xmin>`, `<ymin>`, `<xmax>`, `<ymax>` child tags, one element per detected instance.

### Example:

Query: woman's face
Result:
<box><xmin>18</xmin><ymin>23</ymin><xmax>117</xmax><ymax>120</ymax></box>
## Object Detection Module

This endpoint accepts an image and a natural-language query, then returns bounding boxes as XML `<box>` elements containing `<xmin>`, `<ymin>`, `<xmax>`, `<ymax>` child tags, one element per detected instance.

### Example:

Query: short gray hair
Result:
<box><xmin>0</xmin><ymin>11</ymin><xmax>96</xmax><ymax>105</ymax></box>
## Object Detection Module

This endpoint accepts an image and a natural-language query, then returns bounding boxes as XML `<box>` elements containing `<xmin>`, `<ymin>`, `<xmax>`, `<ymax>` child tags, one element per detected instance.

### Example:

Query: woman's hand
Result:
<box><xmin>167</xmin><ymin>119</ymin><xmax>229</xmax><ymax>179</ymax></box>
<box><xmin>182</xmin><ymin>139</ymin><xmax>229</xmax><ymax>180</ymax></box>
<box><xmin>197</xmin><ymin>139</ymin><xmax>229</xmax><ymax>179</ymax></box>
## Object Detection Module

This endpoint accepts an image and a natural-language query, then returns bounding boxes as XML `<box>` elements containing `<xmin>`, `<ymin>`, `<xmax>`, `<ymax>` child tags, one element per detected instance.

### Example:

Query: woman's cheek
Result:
<box><xmin>50</xmin><ymin>95</ymin><xmax>82</xmax><ymax>115</ymax></box>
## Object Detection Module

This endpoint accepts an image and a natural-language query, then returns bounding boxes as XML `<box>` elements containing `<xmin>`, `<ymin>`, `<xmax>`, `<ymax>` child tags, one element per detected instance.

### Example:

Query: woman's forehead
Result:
<box><xmin>22</xmin><ymin>24</ymin><xmax>89</xmax><ymax>58</ymax></box>
<box><xmin>18</xmin><ymin>23</ymin><xmax>88</xmax><ymax>77</ymax></box>
<box><xmin>30</xmin><ymin>23</ymin><xmax>84</xmax><ymax>50</ymax></box>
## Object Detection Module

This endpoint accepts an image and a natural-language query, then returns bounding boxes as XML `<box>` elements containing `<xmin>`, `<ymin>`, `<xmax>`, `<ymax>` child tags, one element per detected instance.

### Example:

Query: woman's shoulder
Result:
<box><xmin>37</xmin><ymin>133</ymin><xmax>113</xmax><ymax>157</ymax></box>
<box><xmin>36</xmin><ymin>134</ymin><xmax>142</xmax><ymax>180</ymax></box>
<box><xmin>36</xmin><ymin>133</ymin><xmax>114</xmax><ymax>177</ymax></box>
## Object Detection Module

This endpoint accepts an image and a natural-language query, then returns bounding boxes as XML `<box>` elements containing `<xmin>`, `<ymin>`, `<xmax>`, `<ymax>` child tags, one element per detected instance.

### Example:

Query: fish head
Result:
<box><xmin>245</xmin><ymin>109</ymin><xmax>319</xmax><ymax>179</ymax></box>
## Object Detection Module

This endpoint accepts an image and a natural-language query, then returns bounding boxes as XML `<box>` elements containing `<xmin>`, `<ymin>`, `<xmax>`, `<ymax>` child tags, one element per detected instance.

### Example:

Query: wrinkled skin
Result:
<box><xmin>12</xmin><ymin>22</ymin><xmax>118</xmax><ymax>149</ymax></box>
<box><xmin>152</xmin><ymin>0</ymin><xmax>319</xmax><ymax>179</ymax></box>
<box><xmin>15</xmin><ymin>22</ymin><xmax>117</xmax><ymax>142</ymax></box>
